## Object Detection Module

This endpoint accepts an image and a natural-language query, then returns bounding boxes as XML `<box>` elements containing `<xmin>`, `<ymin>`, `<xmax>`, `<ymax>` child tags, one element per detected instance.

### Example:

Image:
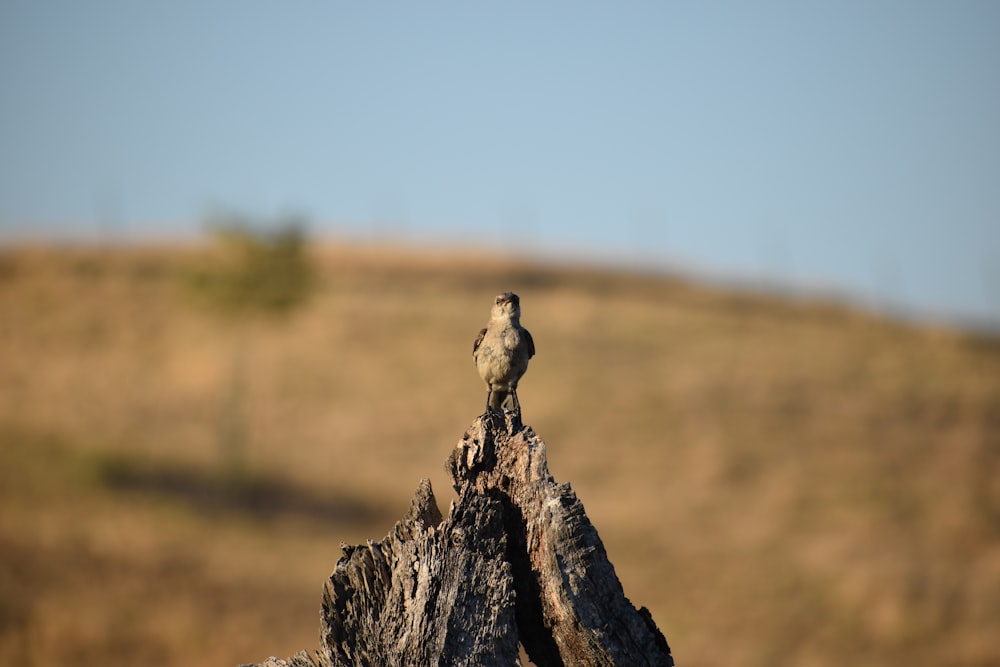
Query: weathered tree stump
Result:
<box><xmin>244</xmin><ymin>412</ymin><xmax>673</xmax><ymax>667</ymax></box>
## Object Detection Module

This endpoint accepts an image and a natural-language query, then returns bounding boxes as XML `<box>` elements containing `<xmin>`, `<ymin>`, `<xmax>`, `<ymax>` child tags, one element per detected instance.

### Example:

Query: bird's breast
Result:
<box><xmin>502</xmin><ymin>327</ymin><xmax>520</xmax><ymax>350</ymax></box>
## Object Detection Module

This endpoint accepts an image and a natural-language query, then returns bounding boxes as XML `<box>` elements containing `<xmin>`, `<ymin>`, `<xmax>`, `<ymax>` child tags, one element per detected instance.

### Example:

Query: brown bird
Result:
<box><xmin>473</xmin><ymin>292</ymin><xmax>535</xmax><ymax>412</ymax></box>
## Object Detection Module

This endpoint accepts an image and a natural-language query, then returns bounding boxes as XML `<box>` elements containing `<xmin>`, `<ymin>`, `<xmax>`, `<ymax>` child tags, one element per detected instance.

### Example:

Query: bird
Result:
<box><xmin>473</xmin><ymin>292</ymin><xmax>535</xmax><ymax>413</ymax></box>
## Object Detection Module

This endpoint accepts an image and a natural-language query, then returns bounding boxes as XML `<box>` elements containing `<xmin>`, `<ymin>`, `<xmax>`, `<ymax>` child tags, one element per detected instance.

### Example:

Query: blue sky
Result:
<box><xmin>2</xmin><ymin>2</ymin><xmax>998</xmax><ymax>329</ymax></box>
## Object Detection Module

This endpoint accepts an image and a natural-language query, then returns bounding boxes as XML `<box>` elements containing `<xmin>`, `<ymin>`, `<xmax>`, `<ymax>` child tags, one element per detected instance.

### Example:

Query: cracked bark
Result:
<box><xmin>242</xmin><ymin>412</ymin><xmax>673</xmax><ymax>667</ymax></box>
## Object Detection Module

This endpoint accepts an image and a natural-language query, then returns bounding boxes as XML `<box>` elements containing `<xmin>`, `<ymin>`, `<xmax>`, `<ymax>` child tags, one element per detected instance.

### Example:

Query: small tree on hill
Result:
<box><xmin>185</xmin><ymin>215</ymin><xmax>315</xmax><ymax>481</ymax></box>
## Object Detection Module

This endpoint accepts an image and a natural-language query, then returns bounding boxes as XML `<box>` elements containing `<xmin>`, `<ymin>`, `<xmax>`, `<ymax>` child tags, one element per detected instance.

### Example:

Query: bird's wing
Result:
<box><xmin>523</xmin><ymin>328</ymin><xmax>535</xmax><ymax>358</ymax></box>
<box><xmin>473</xmin><ymin>327</ymin><xmax>487</xmax><ymax>356</ymax></box>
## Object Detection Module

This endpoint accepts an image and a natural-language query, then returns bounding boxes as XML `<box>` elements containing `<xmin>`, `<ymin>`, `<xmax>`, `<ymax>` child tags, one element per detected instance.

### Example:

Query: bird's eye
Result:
<box><xmin>495</xmin><ymin>297</ymin><xmax>502</xmax><ymax>304</ymax></box>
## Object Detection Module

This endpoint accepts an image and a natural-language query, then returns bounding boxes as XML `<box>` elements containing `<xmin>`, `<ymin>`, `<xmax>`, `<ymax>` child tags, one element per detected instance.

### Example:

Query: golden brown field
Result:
<box><xmin>1</xmin><ymin>241</ymin><xmax>998</xmax><ymax>667</ymax></box>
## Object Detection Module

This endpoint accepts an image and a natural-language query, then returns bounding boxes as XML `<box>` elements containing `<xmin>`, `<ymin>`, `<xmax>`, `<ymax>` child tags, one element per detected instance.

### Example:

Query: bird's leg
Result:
<box><xmin>487</xmin><ymin>387</ymin><xmax>507</xmax><ymax>412</ymax></box>
<box><xmin>511</xmin><ymin>389</ymin><xmax>521</xmax><ymax>414</ymax></box>
<box><xmin>494</xmin><ymin>389</ymin><xmax>511</xmax><ymax>412</ymax></box>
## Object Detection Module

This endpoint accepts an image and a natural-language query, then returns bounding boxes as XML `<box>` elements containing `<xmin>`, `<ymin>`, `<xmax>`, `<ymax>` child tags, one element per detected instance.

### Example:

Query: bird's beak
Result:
<box><xmin>498</xmin><ymin>292</ymin><xmax>518</xmax><ymax>306</ymax></box>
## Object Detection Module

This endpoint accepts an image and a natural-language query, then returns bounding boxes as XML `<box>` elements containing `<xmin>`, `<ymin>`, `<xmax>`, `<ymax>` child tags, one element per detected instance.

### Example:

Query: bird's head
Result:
<box><xmin>491</xmin><ymin>291</ymin><xmax>521</xmax><ymax>320</ymax></box>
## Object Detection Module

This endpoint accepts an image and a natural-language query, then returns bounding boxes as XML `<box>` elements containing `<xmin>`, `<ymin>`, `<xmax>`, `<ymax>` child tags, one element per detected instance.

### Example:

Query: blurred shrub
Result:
<box><xmin>185</xmin><ymin>216</ymin><xmax>315</xmax><ymax>319</ymax></box>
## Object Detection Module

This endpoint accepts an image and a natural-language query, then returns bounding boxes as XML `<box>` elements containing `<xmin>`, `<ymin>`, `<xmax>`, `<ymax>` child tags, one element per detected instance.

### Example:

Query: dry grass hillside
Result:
<box><xmin>1</xmin><ymin>241</ymin><xmax>998</xmax><ymax>667</ymax></box>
